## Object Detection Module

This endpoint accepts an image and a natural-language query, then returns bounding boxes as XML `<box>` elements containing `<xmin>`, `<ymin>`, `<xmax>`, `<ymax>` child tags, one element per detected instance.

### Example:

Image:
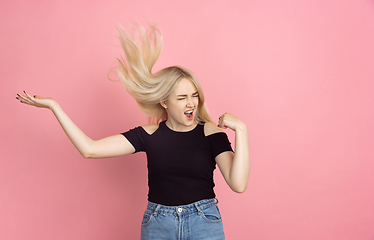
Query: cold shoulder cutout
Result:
<box><xmin>204</xmin><ymin>122</ymin><xmax>224</xmax><ymax>137</ymax></box>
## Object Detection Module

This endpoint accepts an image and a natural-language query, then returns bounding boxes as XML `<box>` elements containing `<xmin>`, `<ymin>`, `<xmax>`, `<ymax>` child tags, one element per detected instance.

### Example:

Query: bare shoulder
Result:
<box><xmin>141</xmin><ymin>124</ymin><xmax>159</xmax><ymax>135</ymax></box>
<box><xmin>204</xmin><ymin>122</ymin><xmax>224</xmax><ymax>136</ymax></box>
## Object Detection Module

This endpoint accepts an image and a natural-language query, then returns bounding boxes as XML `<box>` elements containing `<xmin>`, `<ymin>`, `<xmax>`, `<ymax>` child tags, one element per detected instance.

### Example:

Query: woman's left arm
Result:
<box><xmin>216</xmin><ymin>112</ymin><xmax>250</xmax><ymax>193</ymax></box>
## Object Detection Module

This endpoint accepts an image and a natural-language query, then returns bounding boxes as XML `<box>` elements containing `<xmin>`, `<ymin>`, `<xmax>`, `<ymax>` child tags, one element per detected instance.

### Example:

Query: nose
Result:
<box><xmin>186</xmin><ymin>97</ymin><xmax>194</xmax><ymax>107</ymax></box>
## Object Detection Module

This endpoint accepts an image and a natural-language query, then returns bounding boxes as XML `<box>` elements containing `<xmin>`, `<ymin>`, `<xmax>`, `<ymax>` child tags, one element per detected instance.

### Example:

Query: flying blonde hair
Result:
<box><xmin>116</xmin><ymin>24</ymin><xmax>213</xmax><ymax>124</ymax></box>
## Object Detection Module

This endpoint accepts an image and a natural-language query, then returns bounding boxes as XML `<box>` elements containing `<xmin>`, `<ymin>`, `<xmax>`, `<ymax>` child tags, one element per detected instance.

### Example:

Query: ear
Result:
<box><xmin>160</xmin><ymin>101</ymin><xmax>168</xmax><ymax>109</ymax></box>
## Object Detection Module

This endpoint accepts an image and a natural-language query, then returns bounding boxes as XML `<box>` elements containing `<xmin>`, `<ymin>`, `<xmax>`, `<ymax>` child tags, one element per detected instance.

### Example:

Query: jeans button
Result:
<box><xmin>177</xmin><ymin>208</ymin><xmax>183</xmax><ymax>213</ymax></box>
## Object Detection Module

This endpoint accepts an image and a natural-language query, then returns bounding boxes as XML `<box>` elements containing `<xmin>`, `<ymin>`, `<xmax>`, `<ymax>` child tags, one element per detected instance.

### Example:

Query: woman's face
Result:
<box><xmin>162</xmin><ymin>78</ymin><xmax>199</xmax><ymax>131</ymax></box>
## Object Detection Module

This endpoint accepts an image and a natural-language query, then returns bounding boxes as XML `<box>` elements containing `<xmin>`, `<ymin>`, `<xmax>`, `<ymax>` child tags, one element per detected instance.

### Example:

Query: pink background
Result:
<box><xmin>1</xmin><ymin>0</ymin><xmax>374</xmax><ymax>239</ymax></box>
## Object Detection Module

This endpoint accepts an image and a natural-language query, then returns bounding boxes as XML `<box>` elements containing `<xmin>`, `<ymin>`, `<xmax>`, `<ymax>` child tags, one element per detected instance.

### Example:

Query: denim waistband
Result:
<box><xmin>147</xmin><ymin>198</ymin><xmax>218</xmax><ymax>215</ymax></box>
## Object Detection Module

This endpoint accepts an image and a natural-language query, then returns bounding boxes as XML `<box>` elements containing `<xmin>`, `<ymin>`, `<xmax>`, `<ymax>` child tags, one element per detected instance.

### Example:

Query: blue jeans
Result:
<box><xmin>141</xmin><ymin>198</ymin><xmax>225</xmax><ymax>240</ymax></box>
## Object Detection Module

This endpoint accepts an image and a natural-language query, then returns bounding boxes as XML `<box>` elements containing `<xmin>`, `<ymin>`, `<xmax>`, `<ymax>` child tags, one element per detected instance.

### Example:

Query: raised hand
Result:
<box><xmin>15</xmin><ymin>90</ymin><xmax>135</xmax><ymax>158</ymax></box>
<box><xmin>217</xmin><ymin>112</ymin><xmax>247</xmax><ymax>132</ymax></box>
<box><xmin>16</xmin><ymin>91</ymin><xmax>56</xmax><ymax>109</ymax></box>
<box><xmin>215</xmin><ymin>112</ymin><xmax>250</xmax><ymax>193</ymax></box>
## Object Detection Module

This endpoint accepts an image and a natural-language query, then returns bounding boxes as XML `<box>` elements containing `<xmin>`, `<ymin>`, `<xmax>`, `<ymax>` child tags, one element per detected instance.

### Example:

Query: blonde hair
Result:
<box><xmin>116</xmin><ymin>24</ymin><xmax>213</xmax><ymax>124</ymax></box>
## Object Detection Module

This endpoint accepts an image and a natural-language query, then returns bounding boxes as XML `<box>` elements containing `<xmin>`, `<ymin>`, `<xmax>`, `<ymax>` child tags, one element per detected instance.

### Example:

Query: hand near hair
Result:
<box><xmin>217</xmin><ymin>112</ymin><xmax>247</xmax><ymax>132</ymax></box>
<box><xmin>16</xmin><ymin>91</ymin><xmax>57</xmax><ymax>110</ymax></box>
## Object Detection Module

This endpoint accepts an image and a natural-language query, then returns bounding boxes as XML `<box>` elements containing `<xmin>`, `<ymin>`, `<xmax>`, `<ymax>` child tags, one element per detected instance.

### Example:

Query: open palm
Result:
<box><xmin>16</xmin><ymin>91</ymin><xmax>56</xmax><ymax>109</ymax></box>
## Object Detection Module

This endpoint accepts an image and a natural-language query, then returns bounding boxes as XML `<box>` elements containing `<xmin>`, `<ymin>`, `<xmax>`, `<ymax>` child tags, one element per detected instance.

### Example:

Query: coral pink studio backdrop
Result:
<box><xmin>1</xmin><ymin>0</ymin><xmax>374</xmax><ymax>239</ymax></box>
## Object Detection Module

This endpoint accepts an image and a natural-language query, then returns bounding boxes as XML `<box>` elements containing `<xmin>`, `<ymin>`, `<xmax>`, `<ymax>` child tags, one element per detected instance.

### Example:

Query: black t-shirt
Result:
<box><xmin>121</xmin><ymin>121</ymin><xmax>233</xmax><ymax>206</ymax></box>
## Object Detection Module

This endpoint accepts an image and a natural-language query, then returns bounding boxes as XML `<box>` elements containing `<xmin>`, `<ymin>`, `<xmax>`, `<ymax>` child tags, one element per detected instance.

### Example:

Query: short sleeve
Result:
<box><xmin>208</xmin><ymin>132</ymin><xmax>233</xmax><ymax>158</ymax></box>
<box><xmin>121</xmin><ymin>127</ymin><xmax>146</xmax><ymax>153</ymax></box>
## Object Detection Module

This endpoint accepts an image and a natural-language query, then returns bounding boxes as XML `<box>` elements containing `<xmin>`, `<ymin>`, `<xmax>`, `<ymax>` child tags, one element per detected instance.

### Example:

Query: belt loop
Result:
<box><xmin>194</xmin><ymin>202</ymin><xmax>202</xmax><ymax>215</ymax></box>
<box><xmin>214</xmin><ymin>198</ymin><xmax>219</xmax><ymax>204</ymax></box>
<box><xmin>153</xmin><ymin>204</ymin><xmax>161</xmax><ymax>217</ymax></box>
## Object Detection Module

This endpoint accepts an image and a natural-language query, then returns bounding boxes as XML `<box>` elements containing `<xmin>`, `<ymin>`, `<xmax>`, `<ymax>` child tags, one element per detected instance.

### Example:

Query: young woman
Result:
<box><xmin>16</xmin><ymin>24</ymin><xmax>250</xmax><ymax>240</ymax></box>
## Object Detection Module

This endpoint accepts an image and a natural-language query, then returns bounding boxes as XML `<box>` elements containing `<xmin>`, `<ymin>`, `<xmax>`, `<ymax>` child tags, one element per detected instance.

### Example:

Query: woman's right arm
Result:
<box><xmin>16</xmin><ymin>91</ymin><xmax>135</xmax><ymax>159</ymax></box>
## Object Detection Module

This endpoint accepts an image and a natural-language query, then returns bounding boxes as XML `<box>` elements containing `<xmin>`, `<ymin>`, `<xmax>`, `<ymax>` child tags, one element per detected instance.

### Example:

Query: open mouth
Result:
<box><xmin>184</xmin><ymin>110</ymin><xmax>194</xmax><ymax>120</ymax></box>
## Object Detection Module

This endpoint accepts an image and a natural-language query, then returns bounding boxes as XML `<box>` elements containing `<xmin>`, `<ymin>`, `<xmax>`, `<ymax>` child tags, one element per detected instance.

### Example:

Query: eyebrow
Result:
<box><xmin>177</xmin><ymin>92</ymin><xmax>199</xmax><ymax>97</ymax></box>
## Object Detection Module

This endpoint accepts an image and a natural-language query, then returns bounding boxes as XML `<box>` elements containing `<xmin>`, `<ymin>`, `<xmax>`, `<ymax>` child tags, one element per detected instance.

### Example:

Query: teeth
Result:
<box><xmin>185</xmin><ymin>110</ymin><xmax>193</xmax><ymax>114</ymax></box>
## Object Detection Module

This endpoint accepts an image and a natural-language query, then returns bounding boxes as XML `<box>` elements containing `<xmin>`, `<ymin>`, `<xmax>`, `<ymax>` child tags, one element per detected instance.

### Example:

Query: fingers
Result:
<box><xmin>218</xmin><ymin>112</ymin><xmax>228</xmax><ymax>129</ymax></box>
<box><xmin>16</xmin><ymin>91</ymin><xmax>36</xmax><ymax>105</ymax></box>
<box><xmin>222</xmin><ymin>112</ymin><xmax>247</xmax><ymax>132</ymax></box>
<box><xmin>16</xmin><ymin>91</ymin><xmax>54</xmax><ymax>109</ymax></box>
<box><xmin>24</xmin><ymin>90</ymin><xmax>32</xmax><ymax>99</ymax></box>
<box><xmin>218</xmin><ymin>112</ymin><xmax>244</xmax><ymax>131</ymax></box>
